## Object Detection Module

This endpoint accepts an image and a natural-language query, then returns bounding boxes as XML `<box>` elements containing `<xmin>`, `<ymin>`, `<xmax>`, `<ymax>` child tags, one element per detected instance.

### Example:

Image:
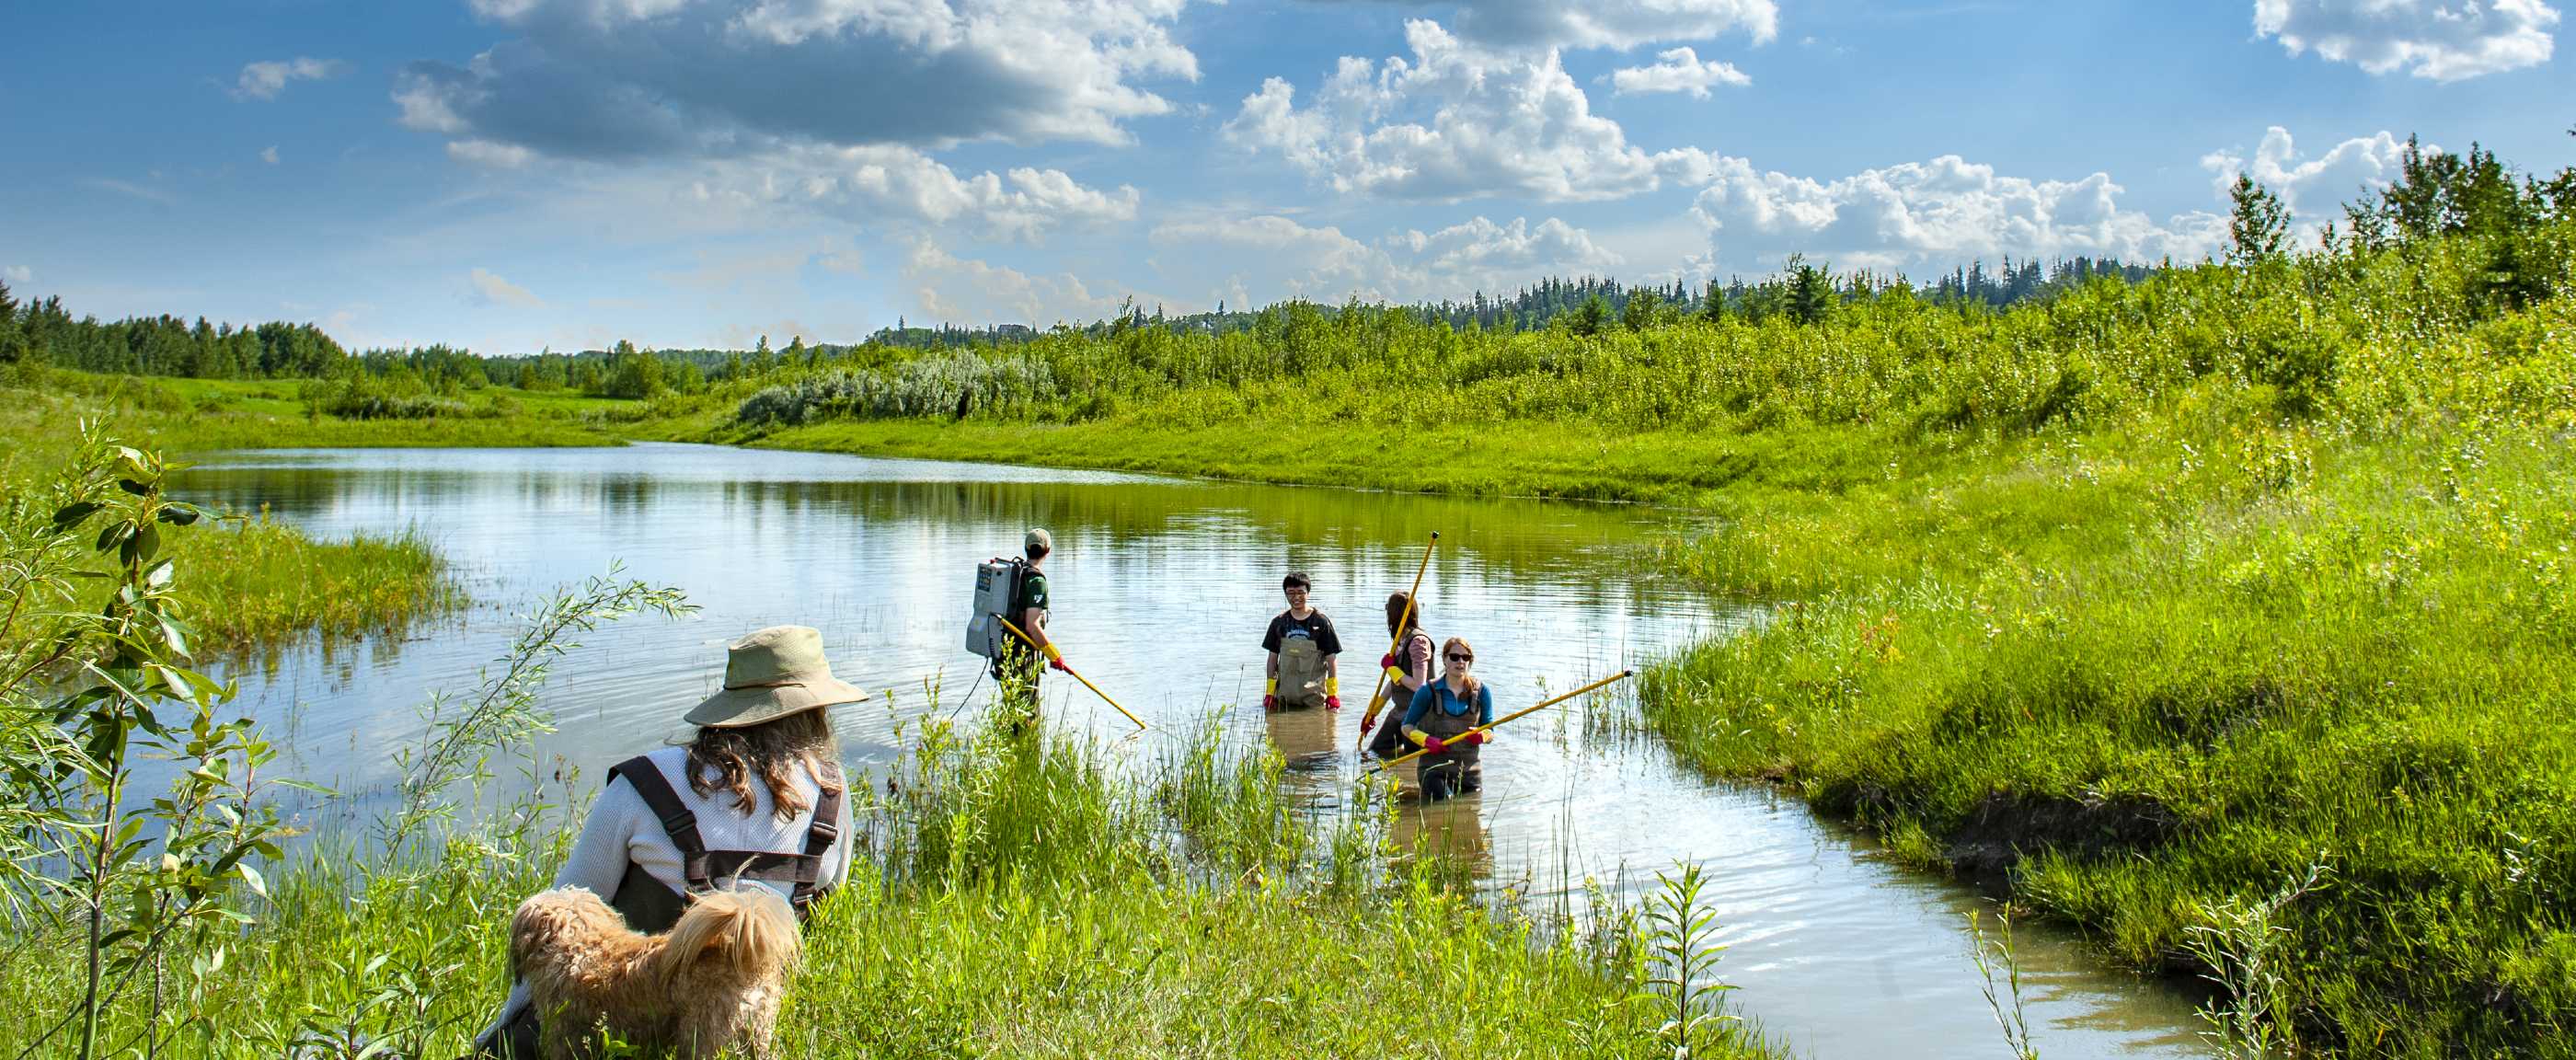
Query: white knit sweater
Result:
<box><xmin>485</xmin><ymin>744</ymin><xmax>855</xmax><ymax>1033</ymax></box>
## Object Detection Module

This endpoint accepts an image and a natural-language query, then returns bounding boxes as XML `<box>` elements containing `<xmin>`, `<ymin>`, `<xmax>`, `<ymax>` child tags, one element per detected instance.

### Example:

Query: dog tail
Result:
<box><xmin>654</xmin><ymin>887</ymin><xmax>801</xmax><ymax>987</ymax></box>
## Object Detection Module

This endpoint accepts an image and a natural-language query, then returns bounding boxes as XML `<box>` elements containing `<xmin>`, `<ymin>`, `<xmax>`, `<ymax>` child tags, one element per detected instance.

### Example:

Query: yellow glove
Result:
<box><xmin>1041</xmin><ymin>642</ymin><xmax>1062</xmax><ymax>662</ymax></box>
<box><xmin>1263</xmin><ymin>678</ymin><xmax>1279</xmax><ymax>709</ymax></box>
<box><xmin>1324</xmin><ymin>676</ymin><xmax>1340</xmax><ymax>697</ymax></box>
<box><xmin>1384</xmin><ymin>664</ymin><xmax>1407</xmax><ymax>686</ymax></box>
<box><xmin>1404</xmin><ymin>727</ymin><xmax>1432</xmax><ymax>747</ymax></box>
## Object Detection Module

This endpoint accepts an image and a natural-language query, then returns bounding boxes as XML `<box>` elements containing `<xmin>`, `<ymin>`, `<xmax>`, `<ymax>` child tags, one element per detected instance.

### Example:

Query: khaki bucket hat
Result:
<box><xmin>684</xmin><ymin>625</ymin><xmax>871</xmax><ymax>729</ymax></box>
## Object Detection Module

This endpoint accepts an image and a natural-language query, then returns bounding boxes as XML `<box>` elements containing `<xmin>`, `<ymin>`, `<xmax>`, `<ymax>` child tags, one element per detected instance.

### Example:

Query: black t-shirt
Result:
<box><xmin>1261</xmin><ymin>609</ymin><xmax>1341</xmax><ymax>656</ymax></box>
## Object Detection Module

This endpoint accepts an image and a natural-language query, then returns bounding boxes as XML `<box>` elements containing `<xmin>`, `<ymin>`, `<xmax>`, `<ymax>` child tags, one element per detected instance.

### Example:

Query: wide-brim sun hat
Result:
<box><xmin>684</xmin><ymin>625</ymin><xmax>871</xmax><ymax>728</ymax></box>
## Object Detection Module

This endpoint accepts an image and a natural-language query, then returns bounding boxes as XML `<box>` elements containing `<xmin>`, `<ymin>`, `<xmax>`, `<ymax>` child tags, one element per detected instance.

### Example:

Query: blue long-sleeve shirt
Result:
<box><xmin>1403</xmin><ymin>679</ymin><xmax>1494</xmax><ymax>731</ymax></box>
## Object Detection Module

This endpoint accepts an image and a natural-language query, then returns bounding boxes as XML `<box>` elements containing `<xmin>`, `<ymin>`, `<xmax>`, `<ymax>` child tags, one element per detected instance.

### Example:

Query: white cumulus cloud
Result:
<box><xmin>678</xmin><ymin>144</ymin><xmax>1138</xmax><ymax>242</ymax></box>
<box><xmin>1351</xmin><ymin>0</ymin><xmax>1777</xmax><ymax>51</ymax></box>
<box><xmin>234</xmin><ymin>57</ymin><xmax>344</xmax><ymax>100</ymax></box>
<box><xmin>2254</xmin><ymin>0</ymin><xmax>2559</xmax><ymax>80</ymax></box>
<box><xmin>469</xmin><ymin>267</ymin><xmax>546</xmax><ymax>308</ymax></box>
<box><xmin>394</xmin><ymin>0</ymin><xmax>1201</xmax><ymax>161</ymax></box>
<box><xmin>1223</xmin><ymin>20</ymin><xmax>1708</xmax><ymax>202</ymax></box>
<box><xmin>902</xmin><ymin>238</ymin><xmax>1135</xmax><ymax>325</ymax></box>
<box><xmin>1688</xmin><ymin>153</ymin><xmax>2230</xmax><ymax>275</ymax></box>
<box><xmin>1610</xmin><ymin>47</ymin><xmax>1751</xmax><ymax>97</ymax></box>
<box><xmin>1146</xmin><ymin>212</ymin><xmax>1619</xmax><ymax>308</ymax></box>
<box><xmin>4</xmin><ymin>265</ymin><xmax>29</xmax><ymax>284</ymax></box>
<box><xmin>2200</xmin><ymin>125</ymin><xmax>2409</xmax><ymax>216</ymax></box>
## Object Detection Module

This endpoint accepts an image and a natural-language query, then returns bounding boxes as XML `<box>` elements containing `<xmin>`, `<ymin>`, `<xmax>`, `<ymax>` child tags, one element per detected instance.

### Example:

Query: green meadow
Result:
<box><xmin>4</xmin><ymin>139</ymin><xmax>2573</xmax><ymax>1055</ymax></box>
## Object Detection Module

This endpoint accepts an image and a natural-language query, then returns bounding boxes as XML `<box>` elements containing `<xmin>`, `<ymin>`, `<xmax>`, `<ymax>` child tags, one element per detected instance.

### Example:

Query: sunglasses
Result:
<box><xmin>1444</xmin><ymin>652</ymin><xmax>1474</xmax><ymax>662</ymax></box>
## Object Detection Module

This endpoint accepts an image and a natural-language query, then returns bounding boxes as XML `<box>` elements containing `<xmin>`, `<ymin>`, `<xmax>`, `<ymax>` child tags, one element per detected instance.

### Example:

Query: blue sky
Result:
<box><xmin>3</xmin><ymin>0</ymin><xmax>2570</xmax><ymax>354</ymax></box>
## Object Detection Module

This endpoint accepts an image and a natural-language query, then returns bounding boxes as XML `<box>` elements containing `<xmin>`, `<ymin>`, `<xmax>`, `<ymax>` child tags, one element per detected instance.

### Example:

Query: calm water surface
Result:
<box><xmin>177</xmin><ymin>443</ymin><xmax>2205</xmax><ymax>1060</ymax></box>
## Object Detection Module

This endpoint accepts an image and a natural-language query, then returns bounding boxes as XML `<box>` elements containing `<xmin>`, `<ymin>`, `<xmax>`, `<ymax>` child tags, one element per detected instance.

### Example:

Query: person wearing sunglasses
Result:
<box><xmin>1400</xmin><ymin>637</ymin><xmax>1494</xmax><ymax>801</ymax></box>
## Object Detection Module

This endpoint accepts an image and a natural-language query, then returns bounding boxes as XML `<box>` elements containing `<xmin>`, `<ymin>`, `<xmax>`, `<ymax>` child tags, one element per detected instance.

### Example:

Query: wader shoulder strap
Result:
<box><xmin>790</xmin><ymin>765</ymin><xmax>845</xmax><ymax>915</ymax></box>
<box><xmin>608</xmin><ymin>755</ymin><xmax>711</xmax><ymax>890</ymax></box>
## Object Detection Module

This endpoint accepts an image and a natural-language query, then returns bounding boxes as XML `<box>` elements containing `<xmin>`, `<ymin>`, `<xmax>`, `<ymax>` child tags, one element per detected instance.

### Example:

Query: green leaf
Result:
<box><xmin>144</xmin><ymin>558</ymin><xmax>175</xmax><ymax>589</ymax></box>
<box><xmin>97</xmin><ymin>520</ymin><xmax>129</xmax><ymax>554</ymax></box>
<box><xmin>117</xmin><ymin>478</ymin><xmax>150</xmax><ymax>496</ymax></box>
<box><xmin>51</xmin><ymin>501</ymin><xmax>101</xmax><ymax>528</ymax></box>
<box><xmin>238</xmin><ymin>862</ymin><xmax>268</xmax><ymax>898</ymax></box>
<box><xmin>134</xmin><ymin>524</ymin><xmax>160</xmax><ymax>565</ymax></box>
<box><xmin>155</xmin><ymin>503</ymin><xmax>202</xmax><ymax>526</ymax></box>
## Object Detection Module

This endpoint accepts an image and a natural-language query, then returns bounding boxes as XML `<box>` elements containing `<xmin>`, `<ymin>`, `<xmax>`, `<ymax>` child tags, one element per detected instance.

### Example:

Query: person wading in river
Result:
<box><xmin>1262</xmin><ymin>571</ymin><xmax>1342</xmax><ymax>711</ymax></box>
<box><xmin>475</xmin><ymin>625</ymin><xmax>862</xmax><ymax>1057</ymax></box>
<box><xmin>1402</xmin><ymin>636</ymin><xmax>1493</xmax><ymax>801</ymax></box>
<box><xmin>1365</xmin><ymin>591</ymin><xmax>1434</xmax><ymax>757</ymax></box>
<box><xmin>996</xmin><ymin>527</ymin><xmax>1068</xmax><ymax>725</ymax></box>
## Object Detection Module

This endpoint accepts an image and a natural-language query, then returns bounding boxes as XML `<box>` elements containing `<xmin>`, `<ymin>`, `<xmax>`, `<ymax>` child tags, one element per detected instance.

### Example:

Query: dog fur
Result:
<box><xmin>509</xmin><ymin>885</ymin><xmax>801</xmax><ymax>1059</ymax></box>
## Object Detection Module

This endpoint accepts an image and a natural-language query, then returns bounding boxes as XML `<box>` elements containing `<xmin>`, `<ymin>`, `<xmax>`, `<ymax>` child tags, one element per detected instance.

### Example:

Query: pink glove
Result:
<box><xmin>1326</xmin><ymin>696</ymin><xmax>1342</xmax><ymax>711</ymax></box>
<box><xmin>1422</xmin><ymin>736</ymin><xmax>1448</xmax><ymax>755</ymax></box>
<box><xmin>1048</xmin><ymin>656</ymin><xmax>1071</xmax><ymax>674</ymax></box>
<box><xmin>1262</xmin><ymin>695</ymin><xmax>1279</xmax><ymax>710</ymax></box>
<box><xmin>1380</xmin><ymin>652</ymin><xmax>1395</xmax><ymax>670</ymax></box>
<box><xmin>1464</xmin><ymin>731</ymin><xmax>1489</xmax><ymax>745</ymax></box>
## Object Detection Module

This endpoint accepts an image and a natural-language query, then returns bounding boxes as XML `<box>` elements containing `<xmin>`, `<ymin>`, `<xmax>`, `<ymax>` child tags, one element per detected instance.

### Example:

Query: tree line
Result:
<box><xmin>6</xmin><ymin>132</ymin><xmax>2567</xmax><ymax>396</ymax></box>
<box><xmin>0</xmin><ymin>290</ymin><xmax>345</xmax><ymax>378</ymax></box>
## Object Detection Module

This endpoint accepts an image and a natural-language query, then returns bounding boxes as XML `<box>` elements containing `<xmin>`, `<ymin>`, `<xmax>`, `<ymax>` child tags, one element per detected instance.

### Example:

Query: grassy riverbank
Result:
<box><xmin>3</xmin><ymin>365</ymin><xmax>626</xmax><ymax>452</ymax></box>
<box><xmin>7</xmin><ymin>153</ymin><xmax>2573</xmax><ymax>1056</ymax></box>
<box><xmin>0</xmin><ymin>382</ymin><xmax>458</xmax><ymax>653</ymax></box>
<box><xmin>0</xmin><ymin>712</ymin><xmax>1765</xmax><ymax>1059</ymax></box>
<box><xmin>687</xmin><ymin>221</ymin><xmax>2575</xmax><ymax>1054</ymax></box>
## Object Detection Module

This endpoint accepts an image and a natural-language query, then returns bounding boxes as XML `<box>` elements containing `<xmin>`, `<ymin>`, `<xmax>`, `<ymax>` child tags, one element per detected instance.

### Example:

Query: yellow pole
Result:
<box><xmin>1368</xmin><ymin>670</ymin><xmax>1635</xmax><ymax>774</ymax></box>
<box><xmin>1357</xmin><ymin>531</ymin><xmax>1440</xmax><ymax>749</ymax></box>
<box><xmin>995</xmin><ymin>614</ymin><xmax>1148</xmax><ymax>732</ymax></box>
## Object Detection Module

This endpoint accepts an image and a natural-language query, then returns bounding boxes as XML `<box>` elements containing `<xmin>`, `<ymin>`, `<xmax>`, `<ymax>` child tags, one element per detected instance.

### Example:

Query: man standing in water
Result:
<box><xmin>1262</xmin><ymin>571</ymin><xmax>1341</xmax><ymax>710</ymax></box>
<box><xmin>997</xmin><ymin>527</ymin><xmax>1065</xmax><ymax>720</ymax></box>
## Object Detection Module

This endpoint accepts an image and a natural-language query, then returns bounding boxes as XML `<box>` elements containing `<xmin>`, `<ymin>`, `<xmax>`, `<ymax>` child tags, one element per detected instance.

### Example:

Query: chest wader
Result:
<box><xmin>1415</xmin><ymin>689</ymin><xmax>1482</xmax><ymax>801</ymax></box>
<box><xmin>1368</xmin><ymin>631</ymin><xmax>1434</xmax><ymax>757</ymax></box>
<box><xmin>479</xmin><ymin>756</ymin><xmax>845</xmax><ymax>1059</ymax></box>
<box><xmin>993</xmin><ymin>574</ymin><xmax>1048</xmax><ymax>709</ymax></box>
<box><xmin>1275</xmin><ymin>632</ymin><xmax>1328</xmax><ymax>710</ymax></box>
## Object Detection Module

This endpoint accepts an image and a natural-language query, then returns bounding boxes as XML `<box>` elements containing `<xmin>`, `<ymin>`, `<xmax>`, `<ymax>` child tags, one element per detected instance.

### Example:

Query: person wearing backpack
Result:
<box><xmin>995</xmin><ymin>528</ymin><xmax>1068</xmax><ymax>720</ymax></box>
<box><xmin>1261</xmin><ymin>571</ymin><xmax>1342</xmax><ymax>711</ymax></box>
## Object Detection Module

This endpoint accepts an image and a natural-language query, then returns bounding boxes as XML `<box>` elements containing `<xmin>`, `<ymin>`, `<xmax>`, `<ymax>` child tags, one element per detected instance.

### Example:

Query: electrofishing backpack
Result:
<box><xmin>965</xmin><ymin>557</ymin><xmax>1030</xmax><ymax>660</ymax></box>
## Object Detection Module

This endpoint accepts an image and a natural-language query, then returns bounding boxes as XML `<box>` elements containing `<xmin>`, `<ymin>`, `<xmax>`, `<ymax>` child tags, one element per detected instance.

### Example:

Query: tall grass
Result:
<box><xmin>0</xmin><ymin>709</ymin><xmax>1769</xmax><ymax>1058</ymax></box>
<box><xmin>1</xmin><ymin>378</ymin><xmax>460</xmax><ymax>655</ymax></box>
<box><xmin>727</xmin><ymin>248</ymin><xmax>2560</xmax><ymax>445</ymax></box>
<box><xmin>1634</xmin><ymin>291</ymin><xmax>2576</xmax><ymax>1052</ymax></box>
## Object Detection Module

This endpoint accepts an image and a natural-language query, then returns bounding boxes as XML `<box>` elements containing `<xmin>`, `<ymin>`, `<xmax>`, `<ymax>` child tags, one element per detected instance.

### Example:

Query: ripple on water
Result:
<box><xmin>179</xmin><ymin>443</ymin><xmax>2208</xmax><ymax>1060</ymax></box>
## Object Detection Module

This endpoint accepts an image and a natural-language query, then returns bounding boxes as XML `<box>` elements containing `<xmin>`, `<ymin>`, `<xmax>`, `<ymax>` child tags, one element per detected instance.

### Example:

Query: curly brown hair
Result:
<box><xmin>684</xmin><ymin>709</ymin><xmax>841</xmax><ymax>823</ymax></box>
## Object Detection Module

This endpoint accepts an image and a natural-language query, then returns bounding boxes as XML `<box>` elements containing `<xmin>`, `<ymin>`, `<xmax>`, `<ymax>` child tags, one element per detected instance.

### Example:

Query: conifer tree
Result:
<box><xmin>2228</xmin><ymin>174</ymin><xmax>2292</xmax><ymax>265</ymax></box>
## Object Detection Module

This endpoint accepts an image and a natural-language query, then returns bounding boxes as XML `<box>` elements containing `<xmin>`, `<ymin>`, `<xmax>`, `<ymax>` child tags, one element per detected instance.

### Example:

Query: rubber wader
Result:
<box><xmin>1415</xmin><ymin>686</ymin><xmax>1482</xmax><ymax>801</ymax></box>
<box><xmin>1275</xmin><ymin>632</ymin><xmax>1328</xmax><ymax>710</ymax></box>
<box><xmin>474</xmin><ymin>755</ymin><xmax>844</xmax><ymax>1058</ymax></box>
<box><xmin>1368</xmin><ymin>630</ymin><xmax>1433</xmax><ymax>757</ymax></box>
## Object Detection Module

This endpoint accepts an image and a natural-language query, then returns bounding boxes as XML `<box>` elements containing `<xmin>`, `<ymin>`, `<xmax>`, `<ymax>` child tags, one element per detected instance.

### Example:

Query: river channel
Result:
<box><xmin>176</xmin><ymin>442</ymin><xmax>2205</xmax><ymax>1059</ymax></box>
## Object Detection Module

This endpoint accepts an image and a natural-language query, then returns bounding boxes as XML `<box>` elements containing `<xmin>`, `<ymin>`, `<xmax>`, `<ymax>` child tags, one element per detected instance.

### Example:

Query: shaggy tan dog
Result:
<box><xmin>510</xmin><ymin>886</ymin><xmax>801</xmax><ymax>1059</ymax></box>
